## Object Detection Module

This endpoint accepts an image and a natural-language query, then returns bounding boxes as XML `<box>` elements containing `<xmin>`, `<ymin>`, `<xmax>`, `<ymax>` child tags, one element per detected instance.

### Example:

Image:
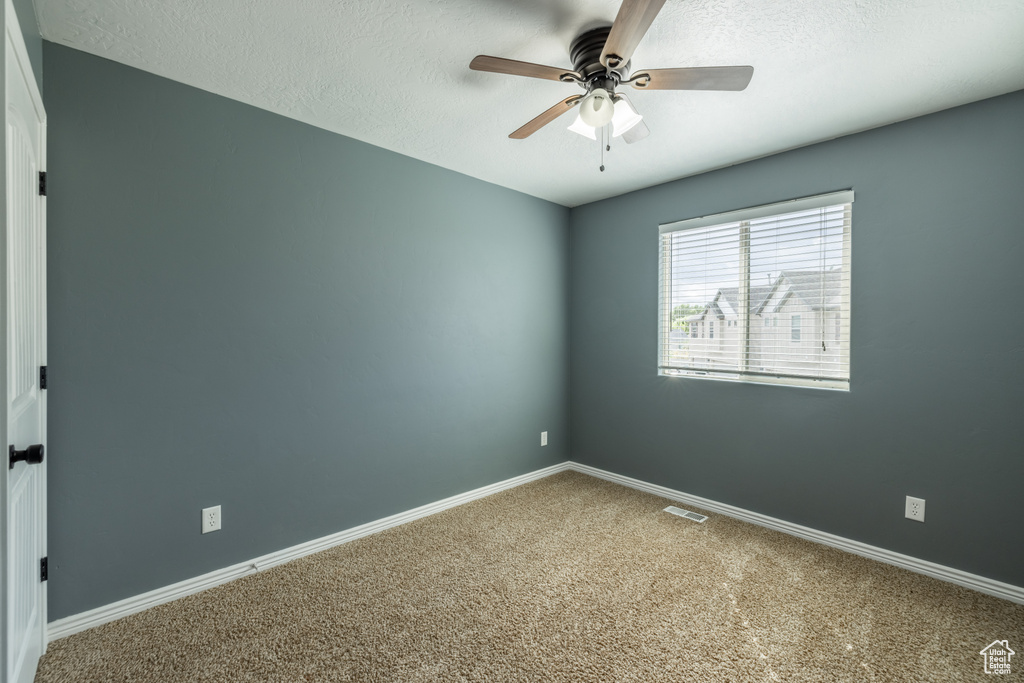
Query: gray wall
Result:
<box><xmin>12</xmin><ymin>0</ymin><xmax>41</xmax><ymax>92</ymax></box>
<box><xmin>569</xmin><ymin>90</ymin><xmax>1024</xmax><ymax>587</ymax></box>
<box><xmin>44</xmin><ymin>43</ymin><xmax>569</xmax><ymax>620</ymax></box>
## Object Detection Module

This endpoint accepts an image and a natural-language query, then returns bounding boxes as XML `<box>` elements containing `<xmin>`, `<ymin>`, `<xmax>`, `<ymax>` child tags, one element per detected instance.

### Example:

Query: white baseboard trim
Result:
<box><xmin>47</xmin><ymin>461</ymin><xmax>572</xmax><ymax>642</ymax></box>
<box><xmin>567</xmin><ymin>462</ymin><xmax>1024</xmax><ymax>605</ymax></box>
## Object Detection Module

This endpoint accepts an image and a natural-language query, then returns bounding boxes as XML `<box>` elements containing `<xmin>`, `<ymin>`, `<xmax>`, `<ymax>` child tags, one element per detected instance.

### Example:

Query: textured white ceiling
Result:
<box><xmin>35</xmin><ymin>0</ymin><xmax>1024</xmax><ymax>207</ymax></box>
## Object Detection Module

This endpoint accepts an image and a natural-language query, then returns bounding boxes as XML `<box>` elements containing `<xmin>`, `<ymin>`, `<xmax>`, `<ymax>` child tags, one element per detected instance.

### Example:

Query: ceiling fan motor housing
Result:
<box><xmin>570</xmin><ymin>26</ymin><xmax>629</xmax><ymax>92</ymax></box>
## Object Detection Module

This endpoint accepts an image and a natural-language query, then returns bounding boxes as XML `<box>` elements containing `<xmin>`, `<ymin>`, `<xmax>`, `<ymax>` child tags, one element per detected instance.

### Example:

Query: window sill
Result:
<box><xmin>659</xmin><ymin>369</ymin><xmax>849</xmax><ymax>391</ymax></box>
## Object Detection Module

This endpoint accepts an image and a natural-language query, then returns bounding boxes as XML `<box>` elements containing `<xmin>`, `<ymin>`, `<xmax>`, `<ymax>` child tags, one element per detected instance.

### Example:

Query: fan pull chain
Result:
<box><xmin>598</xmin><ymin>125</ymin><xmax>613</xmax><ymax>172</ymax></box>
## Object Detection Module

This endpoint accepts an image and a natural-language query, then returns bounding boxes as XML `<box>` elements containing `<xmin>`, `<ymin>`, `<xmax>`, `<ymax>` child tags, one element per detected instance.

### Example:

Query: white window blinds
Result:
<box><xmin>658</xmin><ymin>191</ymin><xmax>852</xmax><ymax>390</ymax></box>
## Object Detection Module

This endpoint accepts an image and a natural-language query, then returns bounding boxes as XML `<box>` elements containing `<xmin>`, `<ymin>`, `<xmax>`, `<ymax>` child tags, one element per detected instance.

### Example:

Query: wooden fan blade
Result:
<box><xmin>470</xmin><ymin>55</ymin><xmax>581</xmax><ymax>83</ymax></box>
<box><xmin>629</xmin><ymin>66</ymin><xmax>754</xmax><ymax>91</ymax></box>
<box><xmin>510</xmin><ymin>96</ymin><xmax>583</xmax><ymax>139</ymax></box>
<box><xmin>622</xmin><ymin>119</ymin><xmax>650</xmax><ymax>144</ymax></box>
<box><xmin>600</xmin><ymin>0</ymin><xmax>668</xmax><ymax>69</ymax></box>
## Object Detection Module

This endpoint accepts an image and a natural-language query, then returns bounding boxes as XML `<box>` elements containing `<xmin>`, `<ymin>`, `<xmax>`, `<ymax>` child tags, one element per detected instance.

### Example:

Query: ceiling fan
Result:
<box><xmin>470</xmin><ymin>0</ymin><xmax>753</xmax><ymax>148</ymax></box>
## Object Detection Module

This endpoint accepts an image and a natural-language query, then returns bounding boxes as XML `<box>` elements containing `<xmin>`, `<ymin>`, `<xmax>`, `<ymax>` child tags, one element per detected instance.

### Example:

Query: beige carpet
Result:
<box><xmin>36</xmin><ymin>471</ymin><xmax>1024</xmax><ymax>682</ymax></box>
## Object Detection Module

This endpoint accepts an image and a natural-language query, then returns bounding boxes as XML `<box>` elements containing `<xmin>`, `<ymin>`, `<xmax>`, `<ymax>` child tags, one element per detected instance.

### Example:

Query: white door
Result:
<box><xmin>3</xmin><ymin>0</ymin><xmax>47</xmax><ymax>680</ymax></box>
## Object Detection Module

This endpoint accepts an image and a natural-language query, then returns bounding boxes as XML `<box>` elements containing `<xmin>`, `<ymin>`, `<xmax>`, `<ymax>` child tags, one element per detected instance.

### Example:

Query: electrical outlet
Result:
<box><xmin>905</xmin><ymin>496</ymin><xmax>925</xmax><ymax>523</ymax></box>
<box><xmin>541</xmin><ymin>431</ymin><xmax>548</xmax><ymax>446</ymax></box>
<box><xmin>202</xmin><ymin>505</ymin><xmax>221</xmax><ymax>534</ymax></box>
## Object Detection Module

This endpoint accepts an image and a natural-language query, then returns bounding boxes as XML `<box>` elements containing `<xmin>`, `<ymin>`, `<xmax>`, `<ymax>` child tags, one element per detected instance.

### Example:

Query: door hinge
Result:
<box><xmin>40</xmin><ymin>365</ymin><xmax>47</xmax><ymax>390</ymax></box>
<box><xmin>38</xmin><ymin>171</ymin><xmax>46</xmax><ymax>196</ymax></box>
<box><xmin>41</xmin><ymin>557</ymin><xmax>48</xmax><ymax>582</ymax></box>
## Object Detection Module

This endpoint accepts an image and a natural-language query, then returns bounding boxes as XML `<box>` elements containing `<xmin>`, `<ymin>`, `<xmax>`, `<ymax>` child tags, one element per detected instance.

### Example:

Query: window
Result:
<box><xmin>709</xmin><ymin>321</ymin><xmax>714</xmax><ymax>339</ymax></box>
<box><xmin>658</xmin><ymin>191</ymin><xmax>852</xmax><ymax>389</ymax></box>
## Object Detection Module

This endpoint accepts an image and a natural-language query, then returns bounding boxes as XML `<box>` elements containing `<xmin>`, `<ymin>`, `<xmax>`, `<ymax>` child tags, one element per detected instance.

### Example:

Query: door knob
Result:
<box><xmin>9</xmin><ymin>444</ymin><xmax>44</xmax><ymax>469</ymax></box>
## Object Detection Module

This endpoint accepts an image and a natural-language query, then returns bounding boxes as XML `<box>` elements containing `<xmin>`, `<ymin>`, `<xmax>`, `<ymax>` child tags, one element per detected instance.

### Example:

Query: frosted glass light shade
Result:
<box><xmin>578</xmin><ymin>88</ymin><xmax>614</xmax><ymax>128</ymax></box>
<box><xmin>611</xmin><ymin>97</ymin><xmax>643</xmax><ymax>138</ymax></box>
<box><xmin>567</xmin><ymin>113</ymin><xmax>598</xmax><ymax>139</ymax></box>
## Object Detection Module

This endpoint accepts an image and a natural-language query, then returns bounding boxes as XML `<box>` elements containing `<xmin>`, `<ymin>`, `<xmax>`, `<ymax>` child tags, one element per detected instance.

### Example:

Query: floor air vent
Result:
<box><xmin>664</xmin><ymin>506</ymin><xmax>708</xmax><ymax>523</ymax></box>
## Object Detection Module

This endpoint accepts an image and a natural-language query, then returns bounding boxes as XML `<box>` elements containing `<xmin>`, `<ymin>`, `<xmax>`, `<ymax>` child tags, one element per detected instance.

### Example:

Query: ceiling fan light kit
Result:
<box><xmin>469</xmin><ymin>0</ymin><xmax>754</xmax><ymax>169</ymax></box>
<box><xmin>568</xmin><ymin>95</ymin><xmax>644</xmax><ymax>141</ymax></box>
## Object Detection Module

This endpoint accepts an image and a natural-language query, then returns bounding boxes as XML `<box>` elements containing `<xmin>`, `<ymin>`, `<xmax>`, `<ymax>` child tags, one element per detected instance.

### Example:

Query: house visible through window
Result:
<box><xmin>658</xmin><ymin>191</ymin><xmax>852</xmax><ymax>389</ymax></box>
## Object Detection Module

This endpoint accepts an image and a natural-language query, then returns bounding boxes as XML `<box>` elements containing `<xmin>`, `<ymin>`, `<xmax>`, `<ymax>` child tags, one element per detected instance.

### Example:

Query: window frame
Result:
<box><xmin>658</xmin><ymin>190</ymin><xmax>853</xmax><ymax>391</ymax></box>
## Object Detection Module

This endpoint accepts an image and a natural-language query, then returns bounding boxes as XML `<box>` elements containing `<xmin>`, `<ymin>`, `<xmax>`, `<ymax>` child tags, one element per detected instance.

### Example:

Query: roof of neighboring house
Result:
<box><xmin>684</xmin><ymin>300</ymin><xmax>724</xmax><ymax>322</ymax></box>
<box><xmin>718</xmin><ymin>284</ymin><xmax>774</xmax><ymax>317</ymax></box>
<box><xmin>681</xmin><ymin>269</ymin><xmax>842</xmax><ymax>322</ymax></box>
<box><xmin>755</xmin><ymin>270</ymin><xmax>844</xmax><ymax>315</ymax></box>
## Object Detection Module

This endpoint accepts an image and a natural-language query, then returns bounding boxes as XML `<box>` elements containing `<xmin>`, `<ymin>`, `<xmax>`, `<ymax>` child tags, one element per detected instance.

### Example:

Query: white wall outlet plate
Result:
<box><xmin>202</xmin><ymin>505</ymin><xmax>221</xmax><ymax>534</ymax></box>
<box><xmin>905</xmin><ymin>496</ymin><xmax>925</xmax><ymax>523</ymax></box>
<box><xmin>541</xmin><ymin>431</ymin><xmax>548</xmax><ymax>446</ymax></box>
